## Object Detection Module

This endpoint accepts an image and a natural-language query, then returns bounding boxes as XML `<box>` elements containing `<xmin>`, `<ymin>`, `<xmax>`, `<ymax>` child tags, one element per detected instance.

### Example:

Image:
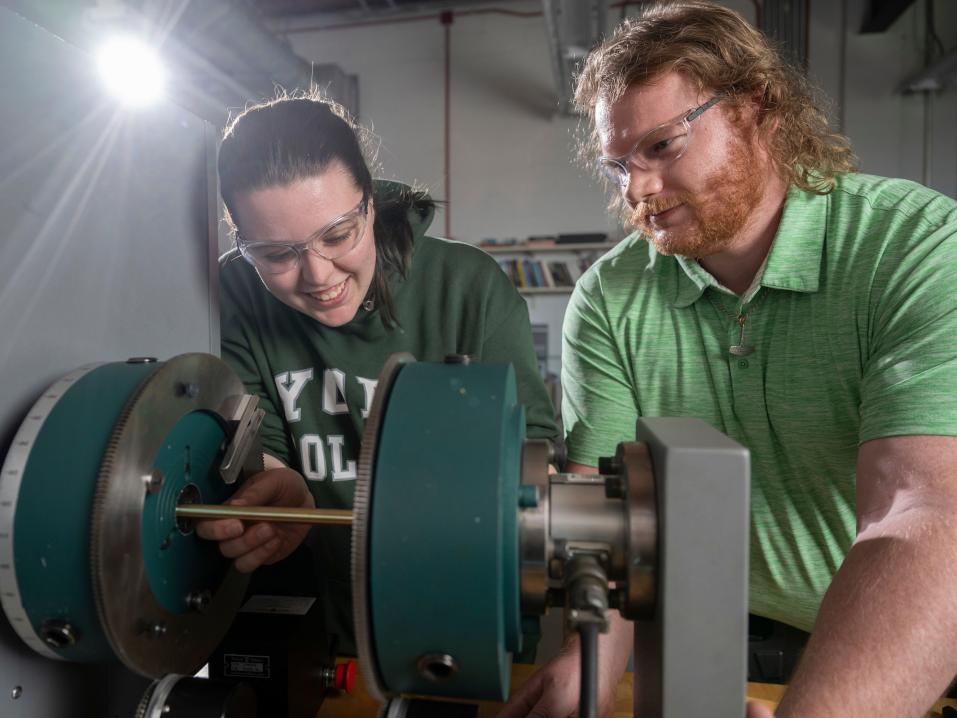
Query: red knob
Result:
<box><xmin>335</xmin><ymin>661</ymin><xmax>356</xmax><ymax>694</ymax></box>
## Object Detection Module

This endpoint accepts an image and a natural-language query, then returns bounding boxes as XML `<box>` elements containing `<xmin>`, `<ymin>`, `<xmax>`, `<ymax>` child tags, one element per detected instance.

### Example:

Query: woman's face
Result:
<box><xmin>232</xmin><ymin>163</ymin><xmax>376</xmax><ymax>327</ymax></box>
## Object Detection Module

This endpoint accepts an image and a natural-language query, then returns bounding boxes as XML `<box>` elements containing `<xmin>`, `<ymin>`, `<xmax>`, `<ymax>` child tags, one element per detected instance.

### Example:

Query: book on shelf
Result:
<box><xmin>499</xmin><ymin>257</ymin><xmax>583</xmax><ymax>289</ymax></box>
<box><xmin>547</xmin><ymin>261</ymin><xmax>575</xmax><ymax>287</ymax></box>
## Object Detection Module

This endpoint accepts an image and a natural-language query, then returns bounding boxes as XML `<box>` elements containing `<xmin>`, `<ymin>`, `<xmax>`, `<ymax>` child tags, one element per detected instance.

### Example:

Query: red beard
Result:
<box><xmin>626</xmin><ymin>133</ymin><xmax>766</xmax><ymax>258</ymax></box>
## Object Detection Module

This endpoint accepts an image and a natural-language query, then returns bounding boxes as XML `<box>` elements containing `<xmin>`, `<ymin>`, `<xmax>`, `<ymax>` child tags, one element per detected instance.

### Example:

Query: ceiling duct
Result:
<box><xmin>542</xmin><ymin>0</ymin><xmax>607</xmax><ymax>115</ymax></box>
<box><xmin>759</xmin><ymin>0</ymin><xmax>808</xmax><ymax>69</ymax></box>
<box><xmin>130</xmin><ymin>0</ymin><xmax>358</xmax><ymax>118</ymax></box>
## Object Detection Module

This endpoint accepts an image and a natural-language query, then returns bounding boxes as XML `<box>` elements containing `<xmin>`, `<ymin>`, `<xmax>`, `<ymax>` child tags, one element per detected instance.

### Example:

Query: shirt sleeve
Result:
<box><xmin>561</xmin><ymin>270</ymin><xmax>639</xmax><ymax>467</ymax></box>
<box><xmin>859</xmin><ymin>220</ymin><xmax>957</xmax><ymax>442</ymax></box>
<box><xmin>480</xmin><ymin>278</ymin><xmax>560</xmax><ymax>443</ymax></box>
<box><xmin>219</xmin><ymin>260</ymin><xmax>295</xmax><ymax>466</ymax></box>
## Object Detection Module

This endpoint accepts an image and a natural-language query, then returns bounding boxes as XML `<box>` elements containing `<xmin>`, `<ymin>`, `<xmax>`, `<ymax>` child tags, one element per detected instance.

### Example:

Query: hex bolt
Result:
<box><xmin>11</xmin><ymin>686</ymin><xmax>22</xmax><ymax>700</ymax></box>
<box><xmin>547</xmin><ymin>440</ymin><xmax>567</xmax><ymax>469</ymax></box>
<box><xmin>604</xmin><ymin>476</ymin><xmax>625</xmax><ymax>499</ymax></box>
<box><xmin>597</xmin><ymin>455</ymin><xmax>622</xmax><ymax>476</ymax></box>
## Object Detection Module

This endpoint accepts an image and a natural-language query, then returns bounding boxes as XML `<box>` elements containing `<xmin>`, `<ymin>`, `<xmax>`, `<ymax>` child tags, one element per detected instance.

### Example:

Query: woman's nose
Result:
<box><xmin>298</xmin><ymin>246</ymin><xmax>336</xmax><ymax>285</ymax></box>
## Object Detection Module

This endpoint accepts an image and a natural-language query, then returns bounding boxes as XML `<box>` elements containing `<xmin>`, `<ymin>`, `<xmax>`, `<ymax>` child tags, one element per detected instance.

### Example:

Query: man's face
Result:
<box><xmin>595</xmin><ymin>72</ymin><xmax>766</xmax><ymax>258</ymax></box>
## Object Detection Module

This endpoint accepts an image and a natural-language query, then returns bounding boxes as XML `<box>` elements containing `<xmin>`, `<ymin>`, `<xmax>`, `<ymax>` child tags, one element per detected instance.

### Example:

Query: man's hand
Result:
<box><xmin>747</xmin><ymin>701</ymin><xmax>775</xmax><ymax>718</ymax></box>
<box><xmin>195</xmin><ymin>467</ymin><xmax>314</xmax><ymax>573</ymax></box>
<box><xmin>495</xmin><ymin>647</ymin><xmax>615</xmax><ymax>718</ymax></box>
<box><xmin>496</xmin><ymin>613</ymin><xmax>632</xmax><ymax>718</ymax></box>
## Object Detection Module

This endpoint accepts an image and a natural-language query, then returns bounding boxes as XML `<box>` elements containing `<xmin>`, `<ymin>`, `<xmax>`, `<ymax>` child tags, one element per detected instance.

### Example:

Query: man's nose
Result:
<box><xmin>623</xmin><ymin>163</ymin><xmax>664</xmax><ymax>206</ymax></box>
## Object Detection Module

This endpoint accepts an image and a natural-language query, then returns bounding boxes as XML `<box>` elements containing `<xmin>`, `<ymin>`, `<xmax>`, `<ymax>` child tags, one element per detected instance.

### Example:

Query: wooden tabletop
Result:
<box><xmin>319</xmin><ymin>662</ymin><xmax>957</xmax><ymax>718</ymax></box>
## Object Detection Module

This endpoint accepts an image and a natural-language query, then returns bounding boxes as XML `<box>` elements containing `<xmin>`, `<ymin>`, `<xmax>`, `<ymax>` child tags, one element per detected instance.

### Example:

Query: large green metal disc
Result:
<box><xmin>367</xmin><ymin>360</ymin><xmax>525</xmax><ymax>701</ymax></box>
<box><xmin>0</xmin><ymin>361</ymin><xmax>161</xmax><ymax>662</ymax></box>
<box><xmin>0</xmin><ymin>354</ymin><xmax>252</xmax><ymax>676</ymax></box>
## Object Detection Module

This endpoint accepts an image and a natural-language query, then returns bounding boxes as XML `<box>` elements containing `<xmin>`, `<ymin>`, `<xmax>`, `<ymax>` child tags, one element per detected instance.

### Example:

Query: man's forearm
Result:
<box><xmin>776</xmin><ymin>511</ymin><xmax>957</xmax><ymax>717</ymax></box>
<box><xmin>562</xmin><ymin>612</ymin><xmax>633</xmax><ymax>702</ymax></box>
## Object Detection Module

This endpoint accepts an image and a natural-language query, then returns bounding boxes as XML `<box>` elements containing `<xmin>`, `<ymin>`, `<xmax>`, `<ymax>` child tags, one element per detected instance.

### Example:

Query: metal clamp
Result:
<box><xmin>217</xmin><ymin>394</ymin><xmax>265</xmax><ymax>485</ymax></box>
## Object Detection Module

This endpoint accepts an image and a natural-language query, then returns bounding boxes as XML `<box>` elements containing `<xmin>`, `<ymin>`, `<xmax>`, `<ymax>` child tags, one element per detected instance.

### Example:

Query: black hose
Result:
<box><xmin>578</xmin><ymin>622</ymin><xmax>600</xmax><ymax>718</ymax></box>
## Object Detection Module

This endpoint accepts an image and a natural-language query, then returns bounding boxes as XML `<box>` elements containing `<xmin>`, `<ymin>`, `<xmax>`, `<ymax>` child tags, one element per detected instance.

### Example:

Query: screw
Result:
<box><xmin>11</xmin><ymin>686</ymin><xmax>22</xmax><ymax>700</ymax></box>
<box><xmin>143</xmin><ymin>469</ymin><xmax>164</xmax><ymax>494</ymax></box>
<box><xmin>177</xmin><ymin>382</ymin><xmax>200</xmax><ymax>398</ymax></box>
<box><xmin>185</xmin><ymin>590</ymin><xmax>211</xmax><ymax>613</ymax></box>
<box><xmin>126</xmin><ymin>357</ymin><xmax>157</xmax><ymax>364</ymax></box>
<box><xmin>146</xmin><ymin>622</ymin><xmax>167</xmax><ymax>638</ymax></box>
<box><xmin>320</xmin><ymin>667</ymin><xmax>337</xmax><ymax>690</ymax></box>
<box><xmin>444</xmin><ymin>354</ymin><xmax>472</xmax><ymax>365</ymax></box>
<box><xmin>40</xmin><ymin>619</ymin><xmax>79</xmax><ymax>648</ymax></box>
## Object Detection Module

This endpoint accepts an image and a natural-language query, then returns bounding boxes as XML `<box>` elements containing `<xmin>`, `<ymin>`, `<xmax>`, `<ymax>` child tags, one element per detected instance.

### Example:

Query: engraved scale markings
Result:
<box><xmin>0</xmin><ymin>363</ymin><xmax>104</xmax><ymax>661</ymax></box>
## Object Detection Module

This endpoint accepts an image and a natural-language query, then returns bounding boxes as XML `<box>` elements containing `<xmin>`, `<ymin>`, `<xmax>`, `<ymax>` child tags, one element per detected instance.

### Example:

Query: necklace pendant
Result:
<box><xmin>729</xmin><ymin>344</ymin><xmax>754</xmax><ymax>357</ymax></box>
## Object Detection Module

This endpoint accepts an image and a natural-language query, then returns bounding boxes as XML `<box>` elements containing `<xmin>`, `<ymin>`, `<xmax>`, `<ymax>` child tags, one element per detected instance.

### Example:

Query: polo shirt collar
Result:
<box><xmin>668</xmin><ymin>184</ymin><xmax>827</xmax><ymax>308</ymax></box>
<box><xmin>760</xmin><ymin>184</ymin><xmax>826</xmax><ymax>293</ymax></box>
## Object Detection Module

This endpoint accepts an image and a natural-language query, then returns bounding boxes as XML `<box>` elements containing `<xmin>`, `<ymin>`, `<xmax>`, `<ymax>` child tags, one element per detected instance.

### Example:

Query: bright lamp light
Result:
<box><xmin>96</xmin><ymin>36</ymin><xmax>166</xmax><ymax>107</ymax></box>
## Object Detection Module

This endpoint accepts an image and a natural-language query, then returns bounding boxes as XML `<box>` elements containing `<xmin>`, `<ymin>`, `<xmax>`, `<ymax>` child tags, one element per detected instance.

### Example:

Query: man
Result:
<box><xmin>500</xmin><ymin>1</ymin><xmax>957</xmax><ymax>717</ymax></box>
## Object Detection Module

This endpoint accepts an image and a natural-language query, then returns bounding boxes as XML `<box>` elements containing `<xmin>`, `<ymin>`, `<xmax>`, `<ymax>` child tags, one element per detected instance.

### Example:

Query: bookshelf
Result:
<box><xmin>480</xmin><ymin>237</ymin><xmax>621</xmax><ymax>406</ymax></box>
<box><xmin>483</xmin><ymin>241</ymin><xmax>619</xmax><ymax>254</ymax></box>
<box><xmin>484</xmin><ymin>241</ymin><xmax>618</xmax><ymax>295</ymax></box>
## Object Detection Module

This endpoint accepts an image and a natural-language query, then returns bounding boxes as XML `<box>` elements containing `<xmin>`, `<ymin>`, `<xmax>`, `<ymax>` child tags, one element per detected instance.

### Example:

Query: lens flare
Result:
<box><xmin>96</xmin><ymin>36</ymin><xmax>165</xmax><ymax>107</ymax></box>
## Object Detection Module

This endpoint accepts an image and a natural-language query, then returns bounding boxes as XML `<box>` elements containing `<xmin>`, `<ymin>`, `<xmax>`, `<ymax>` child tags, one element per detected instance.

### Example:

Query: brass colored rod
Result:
<box><xmin>176</xmin><ymin>504</ymin><xmax>353</xmax><ymax>525</ymax></box>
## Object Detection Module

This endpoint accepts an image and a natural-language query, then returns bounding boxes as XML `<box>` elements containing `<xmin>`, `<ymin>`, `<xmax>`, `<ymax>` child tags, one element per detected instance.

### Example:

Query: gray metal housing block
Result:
<box><xmin>633</xmin><ymin>417</ymin><xmax>750</xmax><ymax>717</ymax></box>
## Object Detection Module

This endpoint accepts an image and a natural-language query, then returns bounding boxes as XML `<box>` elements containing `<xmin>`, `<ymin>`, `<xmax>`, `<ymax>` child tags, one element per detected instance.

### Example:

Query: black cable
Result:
<box><xmin>578</xmin><ymin>622</ymin><xmax>600</xmax><ymax>718</ymax></box>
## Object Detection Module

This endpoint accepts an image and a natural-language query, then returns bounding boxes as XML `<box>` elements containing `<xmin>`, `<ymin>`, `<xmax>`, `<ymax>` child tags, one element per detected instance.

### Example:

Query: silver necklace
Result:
<box><xmin>707</xmin><ymin>290</ymin><xmax>767</xmax><ymax>357</ymax></box>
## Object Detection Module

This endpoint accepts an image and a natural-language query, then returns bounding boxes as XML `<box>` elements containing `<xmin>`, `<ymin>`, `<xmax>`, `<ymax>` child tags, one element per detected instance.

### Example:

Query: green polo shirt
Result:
<box><xmin>562</xmin><ymin>172</ymin><xmax>957</xmax><ymax>631</ymax></box>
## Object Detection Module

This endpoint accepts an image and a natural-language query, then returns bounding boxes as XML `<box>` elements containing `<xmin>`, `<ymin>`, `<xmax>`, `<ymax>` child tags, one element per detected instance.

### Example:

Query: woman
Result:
<box><xmin>198</xmin><ymin>95</ymin><xmax>558</xmax><ymax>654</ymax></box>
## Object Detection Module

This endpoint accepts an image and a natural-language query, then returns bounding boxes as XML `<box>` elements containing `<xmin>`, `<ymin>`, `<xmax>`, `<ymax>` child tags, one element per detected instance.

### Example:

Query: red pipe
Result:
<box><xmin>441</xmin><ymin>10</ymin><xmax>453</xmax><ymax>238</ymax></box>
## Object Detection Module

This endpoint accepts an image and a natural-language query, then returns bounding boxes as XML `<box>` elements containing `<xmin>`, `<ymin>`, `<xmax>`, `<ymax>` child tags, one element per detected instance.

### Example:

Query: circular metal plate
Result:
<box><xmin>620</xmin><ymin>441</ymin><xmax>658</xmax><ymax>619</ymax></box>
<box><xmin>352</xmin><ymin>352</ymin><xmax>415</xmax><ymax>703</ymax></box>
<box><xmin>91</xmin><ymin>353</ymin><xmax>250</xmax><ymax>677</ymax></box>
<box><xmin>518</xmin><ymin>439</ymin><xmax>550</xmax><ymax>615</ymax></box>
<box><xmin>0</xmin><ymin>364</ymin><xmax>105</xmax><ymax>660</ymax></box>
<box><xmin>364</xmin><ymin>361</ymin><xmax>524</xmax><ymax>701</ymax></box>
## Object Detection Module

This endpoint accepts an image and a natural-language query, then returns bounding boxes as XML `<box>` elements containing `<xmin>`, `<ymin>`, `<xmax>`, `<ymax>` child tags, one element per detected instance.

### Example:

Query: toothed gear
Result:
<box><xmin>90</xmin><ymin>353</ymin><xmax>250</xmax><ymax>677</ymax></box>
<box><xmin>351</xmin><ymin>353</ymin><xmax>416</xmax><ymax>703</ymax></box>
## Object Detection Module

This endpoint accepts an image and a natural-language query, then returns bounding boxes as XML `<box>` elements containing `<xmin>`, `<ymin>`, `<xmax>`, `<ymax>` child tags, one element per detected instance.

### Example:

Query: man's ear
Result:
<box><xmin>752</xmin><ymin>84</ymin><xmax>777</xmax><ymax>127</ymax></box>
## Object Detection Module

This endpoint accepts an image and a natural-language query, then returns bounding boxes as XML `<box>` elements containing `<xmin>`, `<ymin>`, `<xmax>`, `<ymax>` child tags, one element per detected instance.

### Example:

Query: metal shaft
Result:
<box><xmin>175</xmin><ymin>504</ymin><xmax>353</xmax><ymax>525</ymax></box>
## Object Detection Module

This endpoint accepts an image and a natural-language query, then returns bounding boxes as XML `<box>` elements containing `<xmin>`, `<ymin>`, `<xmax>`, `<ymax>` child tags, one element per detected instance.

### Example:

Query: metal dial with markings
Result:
<box><xmin>0</xmin><ymin>353</ymin><xmax>258</xmax><ymax>677</ymax></box>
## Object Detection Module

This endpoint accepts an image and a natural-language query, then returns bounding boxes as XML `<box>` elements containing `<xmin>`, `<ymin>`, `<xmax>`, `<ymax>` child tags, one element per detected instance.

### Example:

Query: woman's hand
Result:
<box><xmin>195</xmin><ymin>467</ymin><xmax>314</xmax><ymax>573</ymax></box>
